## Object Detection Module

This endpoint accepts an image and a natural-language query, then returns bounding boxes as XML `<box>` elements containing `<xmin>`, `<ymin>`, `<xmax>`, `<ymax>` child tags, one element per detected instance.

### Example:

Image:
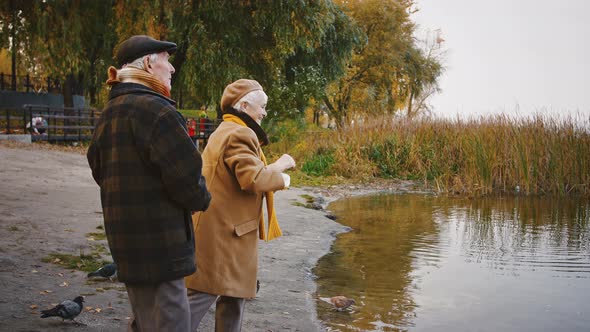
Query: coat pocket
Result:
<box><xmin>234</xmin><ymin>218</ymin><xmax>259</xmax><ymax>237</ymax></box>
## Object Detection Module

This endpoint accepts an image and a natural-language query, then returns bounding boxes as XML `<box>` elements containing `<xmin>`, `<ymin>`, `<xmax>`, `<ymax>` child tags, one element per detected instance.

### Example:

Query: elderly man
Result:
<box><xmin>87</xmin><ymin>35</ymin><xmax>211</xmax><ymax>331</ymax></box>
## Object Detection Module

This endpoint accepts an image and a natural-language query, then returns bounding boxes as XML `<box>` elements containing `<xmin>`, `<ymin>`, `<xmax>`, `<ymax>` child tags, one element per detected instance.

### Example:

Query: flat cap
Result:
<box><xmin>115</xmin><ymin>35</ymin><xmax>177</xmax><ymax>66</ymax></box>
<box><xmin>220</xmin><ymin>79</ymin><xmax>263</xmax><ymax>113</ymax></box>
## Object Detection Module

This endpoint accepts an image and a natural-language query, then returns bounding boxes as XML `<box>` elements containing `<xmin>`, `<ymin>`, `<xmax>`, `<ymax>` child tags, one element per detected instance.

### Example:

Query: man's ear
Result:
<box><xmin>143</xmin><ymin>56</ymin><xmax>152</xmax><ymax>72</ymax></box>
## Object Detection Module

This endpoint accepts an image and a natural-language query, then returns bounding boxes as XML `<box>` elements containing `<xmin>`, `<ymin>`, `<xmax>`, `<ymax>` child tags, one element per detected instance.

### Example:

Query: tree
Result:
<box><xmin>2</xmin><ymin>0</ymin><xmax>362</xmax><ymax>119</ymax></box>
<box><xmin>324</xmin><ymin>0</ymin><xmax>443</xmax><ymax>127</ymax></box>
<box><xmin>0</xmin><ymin>0</ymin><xmax>36</xmax><ymax>89</ymax></box>
<box><xmin>404</xmin><ymin>29</ymin><xmax>445</xmax><ymax>117</ymax></box>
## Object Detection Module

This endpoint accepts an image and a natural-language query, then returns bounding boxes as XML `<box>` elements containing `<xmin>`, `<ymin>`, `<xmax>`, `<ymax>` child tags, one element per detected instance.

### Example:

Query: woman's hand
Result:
<box><xmin>267</xmin><ymin>154</ymin><xmax>296</xmax><ymax>173</ymax></box>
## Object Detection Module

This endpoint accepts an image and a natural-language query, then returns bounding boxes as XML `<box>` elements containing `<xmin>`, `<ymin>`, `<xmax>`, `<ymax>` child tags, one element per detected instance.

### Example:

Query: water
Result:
<box><xmin>314</xmin><ymin>194</ymin><xmax>590</xmax><ymax>331</ymax></box>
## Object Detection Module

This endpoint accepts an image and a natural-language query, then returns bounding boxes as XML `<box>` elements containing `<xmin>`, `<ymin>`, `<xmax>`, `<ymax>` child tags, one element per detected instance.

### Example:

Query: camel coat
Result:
<box><xmin>184</xmin><ymin>121</ymin><xmax>285</xmax><ymax>299</ymax></box>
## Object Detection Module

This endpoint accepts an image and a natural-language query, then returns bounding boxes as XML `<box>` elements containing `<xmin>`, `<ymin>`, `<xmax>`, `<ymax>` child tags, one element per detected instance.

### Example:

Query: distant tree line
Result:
<box><xmin>0</xmin><ymin>0</ymin><xmax>443</xmax><ymax>124</ymax></box>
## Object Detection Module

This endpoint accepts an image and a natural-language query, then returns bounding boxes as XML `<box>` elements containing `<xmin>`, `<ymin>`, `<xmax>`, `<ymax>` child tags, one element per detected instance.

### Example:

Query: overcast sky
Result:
<box><xmin>412</xmin><ymin>0</ymin><xmax>590</xmax><ymax>120</ymax></box>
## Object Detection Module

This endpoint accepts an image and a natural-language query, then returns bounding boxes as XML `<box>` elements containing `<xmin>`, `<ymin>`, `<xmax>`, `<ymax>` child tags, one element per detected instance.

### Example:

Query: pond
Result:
<box><xmin>314</xmin><ymin>194</ymin><xmax>590</xmax><ymax>331</ymax></box>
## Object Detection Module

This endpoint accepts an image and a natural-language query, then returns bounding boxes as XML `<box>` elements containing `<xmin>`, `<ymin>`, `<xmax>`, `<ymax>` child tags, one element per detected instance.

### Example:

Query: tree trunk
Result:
<box><xmin>313</xmin><ymin>109</ymin><xmax>320</xmax><ymax>126</ymax></box>
<box><xmin>63</xmin><ymin>73</ymin><xmax>75</xmax><ymax>107</ymax></box>
<box><xmin>10</xmin><ymin>0</ymin><xmax>17</xmax><ymax>91</ymax></box>
<box><xmin>407</xmin><ymin>89</ymin><xmax>414</xmax><ymax>118</ymax></box>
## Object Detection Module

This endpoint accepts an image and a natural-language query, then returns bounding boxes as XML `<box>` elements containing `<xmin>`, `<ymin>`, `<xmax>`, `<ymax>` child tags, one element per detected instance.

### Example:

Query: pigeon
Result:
<box><xmin>40</xmin><ymin>296</ymin><xmax>84</xmax><ymax>322</ymax></box>
<box><xmin>320</xmin><ymin>296</ymin><xmax>356</xmax><ymax>311</ymax></box>
<box><xmin>87</xmin><ymin>263</ymin><xmax>117</xmax><ymax>281</ymax></box>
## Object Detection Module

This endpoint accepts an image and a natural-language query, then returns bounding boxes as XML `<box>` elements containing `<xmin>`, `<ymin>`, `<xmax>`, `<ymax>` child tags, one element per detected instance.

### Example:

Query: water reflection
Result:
<box><xmin>315</xmin><ymin>194</ymin><xmax>590</xmax><ymax>331</ymax></box>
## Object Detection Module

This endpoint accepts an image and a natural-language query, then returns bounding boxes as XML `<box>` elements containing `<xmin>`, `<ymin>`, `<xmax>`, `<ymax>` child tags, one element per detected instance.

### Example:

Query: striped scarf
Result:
<box><xmin>106</xmin><ymin>66</ymin><xmax>171</xmax><ymax>97</ymax></box>
<box><xmin>223</xmin><ymin>113</ymin><xmax>282</xmax><ymax>242</ymax></box>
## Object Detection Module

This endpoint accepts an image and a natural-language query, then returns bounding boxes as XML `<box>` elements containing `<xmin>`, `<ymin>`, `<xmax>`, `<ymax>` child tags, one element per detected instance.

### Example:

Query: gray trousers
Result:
<box><xmin>125</xmin><ymin>278</ymin><xmax>190</xmax><ymax>332</ymax></box>
<box><xmin>187</xmin><ymin>289</ymin><xmax>246</xmax><ymax>332</ymax></box>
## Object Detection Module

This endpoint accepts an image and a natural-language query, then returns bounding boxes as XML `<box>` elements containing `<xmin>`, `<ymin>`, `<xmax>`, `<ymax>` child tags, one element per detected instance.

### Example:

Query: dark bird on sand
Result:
<box><xmin>40</xmin><ymin>296</ymin><xmax>84</xmax><ymax>322</ymax></box>
<box><xmin>320</xmin><ymin>296</ymin><xmax>356</xmax><ymax>311</ymax></box>
<box><xmin>87</xmin><ymin>263</ymin><xmax>117</xmax><ymax>281</ymax></box>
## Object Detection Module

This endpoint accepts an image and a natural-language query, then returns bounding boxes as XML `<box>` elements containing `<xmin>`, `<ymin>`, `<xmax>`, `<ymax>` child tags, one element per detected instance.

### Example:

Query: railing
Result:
<box><xmin>0</xmin><ymin>73</ymin><xmax>65</xmax><ymax>94</ymax></box>
<box><xmin>188</xmin><ymin>118</ymin><xmax>219</xmax><ymax>141</ymax></box>
<box><xmin>1</xmin><ymin>105</ymin><xmax>220</xmax><ymax>144</ymax></box>
<box><xmin>0</xmin><ymin>104</ymin><xmax>100</xmax><ymax>142</ymax></box>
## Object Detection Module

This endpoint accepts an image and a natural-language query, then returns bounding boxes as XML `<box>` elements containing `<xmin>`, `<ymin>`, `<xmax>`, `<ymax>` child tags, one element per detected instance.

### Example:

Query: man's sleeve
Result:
<box><xmin>87</xmin><ymin>136</ymin><xmax>101</xmax><ymax>184</ymax></box>
<box><xmin>148</xmin><ymin>109</ymin><xmax>211</xmax><ymax>212</ymax></box>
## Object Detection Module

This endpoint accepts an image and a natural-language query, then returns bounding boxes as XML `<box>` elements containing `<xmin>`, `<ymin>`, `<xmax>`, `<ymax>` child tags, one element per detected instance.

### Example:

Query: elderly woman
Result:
<box><xmin>185</xmin><ymin>79</ymin><xmax>295</xmax><ymax>331</ymax></box>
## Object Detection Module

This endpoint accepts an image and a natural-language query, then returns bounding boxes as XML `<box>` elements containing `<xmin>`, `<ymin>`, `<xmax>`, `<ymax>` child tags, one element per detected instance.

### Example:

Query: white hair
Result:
<box><xmin>233</xmin><ymin>90</ymin><xmax>267</xmax><ymax>112</ymax></box>
<box><xmin>123</xmin><ymin>53</ymin><xmax>159</xmax><ymax>70</ymax></box>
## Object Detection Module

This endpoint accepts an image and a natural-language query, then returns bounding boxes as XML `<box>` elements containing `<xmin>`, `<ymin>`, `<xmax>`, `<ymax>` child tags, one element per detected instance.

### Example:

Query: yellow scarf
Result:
<box><xmin>223</xmin><ymin>113</ymin><xmax>282</xmax><ymax>242</ymax></box>
<box><xmin>106</xmin><ymin>66</ymin><xmax>171</xmax><ymax>97</ymax></box>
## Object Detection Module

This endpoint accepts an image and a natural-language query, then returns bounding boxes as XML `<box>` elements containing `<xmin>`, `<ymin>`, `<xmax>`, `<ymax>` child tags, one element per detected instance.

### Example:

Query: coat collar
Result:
<box><xmin>224</xmin><ymin>107</ymin><xmax>269</xmax><ymax>146</ymax></box>
<box><xmin>108</xmin><ymin>82</ymin><xmax>177</xmax><ymax>106</ymax></box>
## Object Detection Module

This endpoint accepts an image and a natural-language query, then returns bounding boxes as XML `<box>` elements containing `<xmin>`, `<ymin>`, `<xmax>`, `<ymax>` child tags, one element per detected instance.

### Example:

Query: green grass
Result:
<box><xmin>178</xmin><ymin>109</ymin><xmax>216</xmax><ymax>120</ymax></box>
<box><xmin>86</xmin><ymin>231</ymin><xmax>107</xmax><ymax>241</ymax></box>
<box><xmin>42</xmin><ymin>251</ymin><xmax>112</xmax><ymax>273</ymax></box>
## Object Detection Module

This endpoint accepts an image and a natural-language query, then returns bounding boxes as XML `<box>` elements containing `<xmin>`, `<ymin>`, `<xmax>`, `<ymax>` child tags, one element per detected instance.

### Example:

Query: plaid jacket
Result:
<box><xmin>87</xmin><ymin>83</ymin><xmax>210</xmax><ymax>284</ymax></box>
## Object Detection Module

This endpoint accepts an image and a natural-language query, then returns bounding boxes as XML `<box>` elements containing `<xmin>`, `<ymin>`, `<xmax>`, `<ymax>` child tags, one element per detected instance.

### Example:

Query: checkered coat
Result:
<box><xmin>87</xmin><ymin>83</ymin><xmax>210</xmax><ymax>284</ymax></box>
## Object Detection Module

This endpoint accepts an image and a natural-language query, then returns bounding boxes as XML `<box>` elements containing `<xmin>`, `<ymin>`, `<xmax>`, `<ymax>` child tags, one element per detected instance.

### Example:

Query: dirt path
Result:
<box><xmin>0</xmin><ymin>143</ymin><xmax>349</xmax><ymax>331</ymax></box>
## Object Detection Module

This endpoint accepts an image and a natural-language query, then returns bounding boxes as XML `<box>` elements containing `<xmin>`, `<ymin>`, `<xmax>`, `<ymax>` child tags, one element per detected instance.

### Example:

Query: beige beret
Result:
<box><xmin>220</xmin><ymin>79</ymin><xmax>263</xmax><ymax>113</ymax></box>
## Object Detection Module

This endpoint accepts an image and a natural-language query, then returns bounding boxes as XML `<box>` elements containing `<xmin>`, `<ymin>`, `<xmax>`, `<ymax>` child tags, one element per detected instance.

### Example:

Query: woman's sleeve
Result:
<box><xmin>223</xmin><ymin>127</ymin><xmax>285</xmax><ymax>193</ymax></box>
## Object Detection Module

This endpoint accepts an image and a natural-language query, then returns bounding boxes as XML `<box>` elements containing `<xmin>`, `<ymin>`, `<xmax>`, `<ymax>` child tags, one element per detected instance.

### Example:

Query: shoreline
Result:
<box><xmin>1</xmin><ymin>142</ymin><xmax>409</xmax><ymax>331</ymax></box>
<box><xmin>0</xmin><ymin>141</ymin><xmax>428</xmax><ymax>330</ymax></box>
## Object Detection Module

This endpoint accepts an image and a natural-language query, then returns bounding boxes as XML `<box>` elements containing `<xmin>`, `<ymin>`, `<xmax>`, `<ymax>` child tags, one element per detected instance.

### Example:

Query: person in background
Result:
<box><xmin>87</xmin><ymin>35</ymin><xmax>210</xmax><ymax>332</ymax></box>
<box><xmin>27</xmin><ymin>116</ymin><xmax>47</xmax><ymax>135</ymax></box>
<box><xmin>187</xmin><ymin>118</ymin><xmax>197</xmax><ymax>138</ymax></box>
<box><xmin>185</xmin><ymin>79</ymin><xmax>295</xmax><ymax>331</ymax></box>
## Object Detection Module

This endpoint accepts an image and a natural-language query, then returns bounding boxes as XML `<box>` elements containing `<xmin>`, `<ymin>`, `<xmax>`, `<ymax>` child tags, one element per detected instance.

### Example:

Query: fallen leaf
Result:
<box><xmin>95</xmin><ymin>308</ymin><xmax>102</xmax><ymax>313</ymax></box>
<box><xmin>85</xmin><ymin>306</ymin><xmax>93</xmax><ymax>311</ymax></box>
<box><xmin>59</xmin><ymin>281</ymin><xmax>68</xmax><ymax>287</ymax></box>
<box><xmin>31</xmin><ymin>270</ymin><xmax>38</xmax><ymax>273</ymax></box>
<box><xmin>58</xmin><ymin>273</ymin><xmax>64</xmax><ymax>277</ymax></box>
<box><xmin>30</xmin><ymin>304</ymin><xmax>37</xmax><ymax>309</ymax></box>
<box><xmin>53</xmin><ymin>258</ymin><xmax>61</xmax><ymax>263</ymax></box>
<box><xmin>87</xmin><ymin>237</ymin><xmax>96</xmax><ymax>241</ymax></box>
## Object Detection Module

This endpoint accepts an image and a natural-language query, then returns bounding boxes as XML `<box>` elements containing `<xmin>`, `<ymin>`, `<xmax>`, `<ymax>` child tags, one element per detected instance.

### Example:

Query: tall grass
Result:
<box><xmin>266</xmin><ymin>113</ymin><xmax>590</xmax><ymax>196</ymax></box>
